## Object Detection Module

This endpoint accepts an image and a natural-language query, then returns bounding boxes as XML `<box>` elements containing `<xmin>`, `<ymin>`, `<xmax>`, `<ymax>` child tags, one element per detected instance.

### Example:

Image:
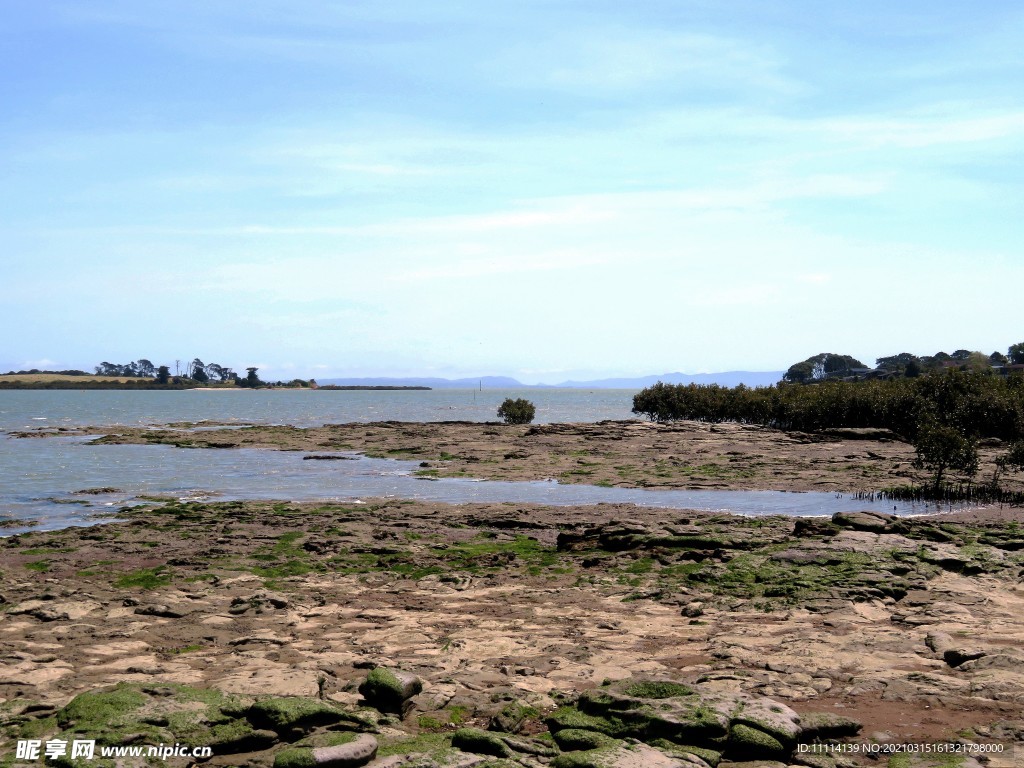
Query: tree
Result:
<box><xmin>992</xmin><ymin>441</ymin><xmax>1024</xmax><ymax>488</ymax></box>
<box><xmin>156</xmin><ymin>365</ymin><xmax>170</xmax><ymax>385</ymax></box>
<box><xmin>1009</xmin><ymin>342</ymin><xmax>1024</xmax><ymax>365</ymax></box>
<box><xmin>876</xmin><ymin>353</ymin><xmax>920</xmax><ymax>374</ymax></box>
<box><xmin>190</xmin><ymin>358</ymin><xmax>209</xmax><ymax>383</ymax></box>
<box><xmin>989</xmin><ymin>351</ymin><xmax>1008</xmax><ymax>365</ymax></box>
<box><xmin>783</xmin><ymin>353</ymin><xmax>865</xmax><ymax>383</ymax></box>
<box><xmin>912</xmin><ymin>421</ymin><xmax>978</xmax><ymax>492</ymax></box>
<box><xmin>244</xmin><ymin>367</ymin><xmax>261</xmax><ymax>388</ymax></box>
<box><xmin>784</xmin><ymin>361</ymin><xmax>815</xmax><ymax>384</ymax></box>
<box><xmin>137</xmin><ymin>359</ymin><xmax>155</xmax><ymax>378</ymax></box>
<box><xmin>497</xmin><ymin>398</ymin><xmax>536</xmax><ymax>425</ymax></box>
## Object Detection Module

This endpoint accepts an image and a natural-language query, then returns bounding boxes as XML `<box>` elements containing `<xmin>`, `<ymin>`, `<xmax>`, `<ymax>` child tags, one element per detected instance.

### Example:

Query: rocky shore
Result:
<box><xmin>2</xmin><ymin>496</ymin><xmax>1023</xmax><ymax>767</ymax></box>
<box><xmin>2</xmin><ymin>421</ymin><xmax>1023</xmax><ymax>766</ymax></box>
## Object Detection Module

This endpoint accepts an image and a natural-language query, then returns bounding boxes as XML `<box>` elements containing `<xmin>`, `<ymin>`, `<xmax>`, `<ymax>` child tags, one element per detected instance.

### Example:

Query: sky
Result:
<box><xmin>2</xmin><ymin>1</ymin><xmax>1022</xmax><ymax>383</ymax></box>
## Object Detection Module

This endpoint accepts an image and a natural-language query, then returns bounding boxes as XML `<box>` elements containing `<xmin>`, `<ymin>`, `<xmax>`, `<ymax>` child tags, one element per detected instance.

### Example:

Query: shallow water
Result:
<box><xmin>1</xmin><ymin>437</ymin><xmax>957</xmax><ymax>535</ymax></box>
<box><xmin>0</xmin><ymin>388</ymin><xmax>639</xmax><ymax>430</ymax></box>
<box><xmin>0</xmin><ymin>390</ymin><xmax>964</xmax><ymax>534</ymax></box>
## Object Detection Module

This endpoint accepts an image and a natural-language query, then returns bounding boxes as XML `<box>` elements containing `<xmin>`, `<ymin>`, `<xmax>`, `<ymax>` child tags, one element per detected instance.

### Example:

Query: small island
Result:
<box><xmin>0</xmin><ymin>360</ymin><xmax>430</xmax><ymax>391</ymax></box>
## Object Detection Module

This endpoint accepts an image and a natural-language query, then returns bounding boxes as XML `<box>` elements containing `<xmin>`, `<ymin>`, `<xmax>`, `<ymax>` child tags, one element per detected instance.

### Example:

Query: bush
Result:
<box><xmin>497</xmin><ymin>398</ymin><xmax>536</xmax><ymax>425</ymax></box>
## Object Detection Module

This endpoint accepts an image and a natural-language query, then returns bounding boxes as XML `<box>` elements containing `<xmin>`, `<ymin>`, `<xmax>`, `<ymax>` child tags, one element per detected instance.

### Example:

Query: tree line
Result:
<box><xmin>632</xmin><ymin>369</ymin><xmax>1024</xmax><ymax>497</ymax></box>
<box><xmin>784</xmin><ymin>342</ymin><xmax>1024</xmax><ymax>383</ymax></box>
<box><xmin>94</xmin><ymin>358</ymin><xmax>238</xmax><ymax>384</ymax></box>
<box><xmin>2</xmin><ymin>359</ymin><xmax>317</xmax><ymax>389</ymax></box>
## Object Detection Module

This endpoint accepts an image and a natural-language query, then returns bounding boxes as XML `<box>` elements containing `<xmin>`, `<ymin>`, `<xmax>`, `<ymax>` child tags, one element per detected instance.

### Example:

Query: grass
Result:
<box><xmin>0</xmin><ymin>373</ymin><xmax>137</xmax><ymax>383</ymax></box>
<box><xmin>24</xmin><ymin>560</ymin><xmax>50</xmax><ymax>573</ymax></box>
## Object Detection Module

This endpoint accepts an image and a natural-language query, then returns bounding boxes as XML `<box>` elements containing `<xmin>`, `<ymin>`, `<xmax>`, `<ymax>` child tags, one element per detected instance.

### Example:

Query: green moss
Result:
<box><xmin>55</xmin><ymin>683</ymin><xmax>153</xmax><ymax>743</ymax></box>
<box><xmin>16</xmin><ymin>715</ymin><xmax>58</xmax><ymax>739</ymax></box>
<box><xmin>375</xmin><ymin>732</ymin><xmax>452</xmax><ymax>759</ymax></box>
<box><xmin>546</xmin><ymin>707</ymin><xmax>626</xmax><ymax>737</ymax></box>
<box><xmin>649</xmin><ymin>741</ymin><xmax>722</xmax><ymax>766</ymax></box>
<box><xmin>273</xmin><ymin>747</ymin><xmax>315</xmax><ymax>768</ymax></box>
<box><xmin>24</xmin><ymin>560</ymin><xmax>50</xmax><ymax>572</ymax></box>
<box><xmin>551</xmin><ymin>746</ymin><xmax>619</xmax><ymax>768</ymax></box>
<box><xmin>552</xmin><ymin>729</ymin><xmax>619</xmax><ymax>751</ymax></box>
<box><xmin>451</xmin><ymin>728</ymin><xmax>512</xmax><ymax>758</ymax></box>
<box><xmin>113</xmin><ymin>566</ymin><xmax>171</xmax><ymax>590</ymax></box>
<box><xmin>620</xmin><ymin>681</ymin><xmax>692</xmax><ymax>699</ymax></box>
<box><xmin>418</xmin><ymin>715</ymin><xmax>445</xmax><ymax>731</ymax></box>
<box><xmin>246</xmin><ymin>697</ymin><xmax>346</xmax><ymax>732</ymax></box>
<box><xmin>727</xmin><ymin>723</ymin><xmax>786</xmax><ymax>759</ymax></box>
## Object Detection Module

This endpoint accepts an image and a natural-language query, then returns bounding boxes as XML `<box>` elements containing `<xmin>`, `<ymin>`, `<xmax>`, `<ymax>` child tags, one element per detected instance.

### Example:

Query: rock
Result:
<box><xmin>726</xmin><ymin>724</ymin><xmax>787</xmax><ymax>760</ymax></box>
<box><xmin>682</xmin><ymin>602</ymin><xmax>705</xmax><ymax>618</ymax></box>
<box><xmin>730</xmin><ymin>698</ymin><xmax>801</xmax><ymax>750</ymax></box>
<box><xmin>134</xmin><ymin>604</ymin><xmax>189</xmax><ymax>619</ymax></box>
<box><xmin>275</xmin><ymin>735</ymin><xmax>378</xmax><ymax>768</ymax></box>
<box><xmin>957</xmin><ymin>654</ymin><xmax>1024</xmax><ymax>673</ymax></box>
<box><xmin>358</xmin><ymin>667</ymin><xmax>423</xmax><ymax>715</ymax></box>
<box><xmin>210</xmin><ymin>727</ymin><xmax>279</xmax><ymax>753</ymax></box>
<box><xmin>451</xmin><ymin>727</ymin><xmax>512</xmax><ymax>758</ymax></box>
<box><xmin>245</xmin><ymin>697</ymin><xmax>352</xmax><ymax>734</ymax></box>
<box><xmin>28</xmin><ymin>606</ymin><xmax>69</xmax><ymax>622</ymax></box>
<box><xmin>552</xmin><ymin>742</ymin><xmax>698</xmax><ymax>767</ymax></box>
<box><xmin>552</xmin><ymin>728</ymin><xmax>619</xmax><ymax>751</ymax></box>
<box><xmin>792</xmin><ymin>519</ymin><xmax>840</xmax><ymax>538</ymax></box>
<box><xmin>796</xmin><ymin>713</ymin><xmax>861</xmax><ymax>742</ymax></box>
<box><xmin>489</xmin><ymin>701</ymin><xmax>535</xmax><ymax>734</ymax></box>
<box><xmin>831</xmin><ymin>512</ymin><xmax>892</xmax><ymax>533</ymax></box>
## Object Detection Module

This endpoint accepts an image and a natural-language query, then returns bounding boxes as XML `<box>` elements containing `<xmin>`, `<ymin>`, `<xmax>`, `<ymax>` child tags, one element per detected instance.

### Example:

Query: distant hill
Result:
<box><xmin>317</xmin><ymin>376</ymin><xmax>534</xmax><ymax>389</ymax></box>
<box><xmin>319</xmin><ymin>372</ymin><xmax>784</xmax><ymax>389</ymax></box>
<box><xmin>555</xmin><ymin>371</ymin><xmax>785</xmax><ymax>388</ymax></box>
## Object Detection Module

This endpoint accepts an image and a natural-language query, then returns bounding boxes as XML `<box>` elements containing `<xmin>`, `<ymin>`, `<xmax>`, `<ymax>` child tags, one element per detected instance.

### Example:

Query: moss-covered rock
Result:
<box><xmin>648</xmin><ymin>740</ymin><xmax>722</xmax><ymax>767</ymax></box>
<box><xmin>488</xmin><ymin>700</ymin><xmax>539</xmax><ymax>733</ymax></box>
<box><xmin>796</xmin><ymin>712</ymin><xmax>862</xmax><ymax>743</ymax></box>
<box><xmin>245</xmin><ymin>697</ymin><xmax>351</xmax><ymax>734</ymax></box>
<box><xmin>451</xmin><ymin>727</ymin><xmax>513</xmax><ymax>757</ymax></box>
<box><xmin>728</xmin><ymin>697</ymin><xmax>801</xmax><ymax>750</ymax></box>
<box><xmin>575</xmin><ymin>684</ymin><xmax>730</xmax><ymax>743</ymax></box>
<box><xmin>357</xmin><ymin>667</ymin><xmax>423</xmax><ymax>715</ymax></box>
<box><xmin>552</xmin><ymin>728</ymin><xmax>620</xmax><ymax>751</ymax></box>
<box><xmin>274</xmin><ymin>748</ymin><xmax>317</xmax><ymax>768</ymax></box>
<box><xmin>726</xmin><ymin>723</ymin><xmax>787</xmax><ymax>760</ymax></box>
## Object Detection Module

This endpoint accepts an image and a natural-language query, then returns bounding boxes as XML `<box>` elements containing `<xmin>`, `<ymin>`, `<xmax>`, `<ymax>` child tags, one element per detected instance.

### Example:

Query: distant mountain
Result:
<box><xmin>318</xmin><ymin>371</ymin><xmax>784</xmax><ymax>389</ymax></box>
<box><xmin>317</xmin><ymin>375</ymin><xmax>536</xmax><ymax>389</ymax></box>
<box><xmin>555</xmin><ymin>371</ymin><xmax>785</xmax><ymax>388</ymax></box>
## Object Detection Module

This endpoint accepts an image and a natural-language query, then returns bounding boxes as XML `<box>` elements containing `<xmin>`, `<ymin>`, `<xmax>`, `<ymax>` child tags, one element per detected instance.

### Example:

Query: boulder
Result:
<box><xmin>358</xmin><ymin>667</ymin><xmax>423</xmax><ymax>715</ymax></box>
<box><xmin>831</xmin><ymin>512</ymin><xmax>892</xmax><ymax>533</ymax></box>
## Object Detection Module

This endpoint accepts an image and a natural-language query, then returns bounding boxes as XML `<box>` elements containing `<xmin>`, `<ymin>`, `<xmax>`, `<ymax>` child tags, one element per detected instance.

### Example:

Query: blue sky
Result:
<box><xmin>2</xmin><ymin>1</ymin><xmax>1022</xmax><ymax>382</ymax></box>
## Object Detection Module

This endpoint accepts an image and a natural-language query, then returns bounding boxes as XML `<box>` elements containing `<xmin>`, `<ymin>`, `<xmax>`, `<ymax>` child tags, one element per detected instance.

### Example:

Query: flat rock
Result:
<box><xmin>310</xmin><ymin>734</ymin><xmax>378</xmax><ymax>767</ymax></box>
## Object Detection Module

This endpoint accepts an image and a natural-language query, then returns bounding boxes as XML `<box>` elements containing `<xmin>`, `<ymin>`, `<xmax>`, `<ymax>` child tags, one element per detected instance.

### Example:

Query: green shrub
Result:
<box><xmin>497</xmin><ymin>398</ymin><xmax>536</xmax><ymax>425</ymax></box>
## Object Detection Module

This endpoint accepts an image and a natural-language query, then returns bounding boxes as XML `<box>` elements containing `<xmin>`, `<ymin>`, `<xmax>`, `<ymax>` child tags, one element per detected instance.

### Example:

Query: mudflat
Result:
<box><xmin>2</xmin><ymin>421</ymin><xmax>1022</xmax><ymax>767</ymax></box>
